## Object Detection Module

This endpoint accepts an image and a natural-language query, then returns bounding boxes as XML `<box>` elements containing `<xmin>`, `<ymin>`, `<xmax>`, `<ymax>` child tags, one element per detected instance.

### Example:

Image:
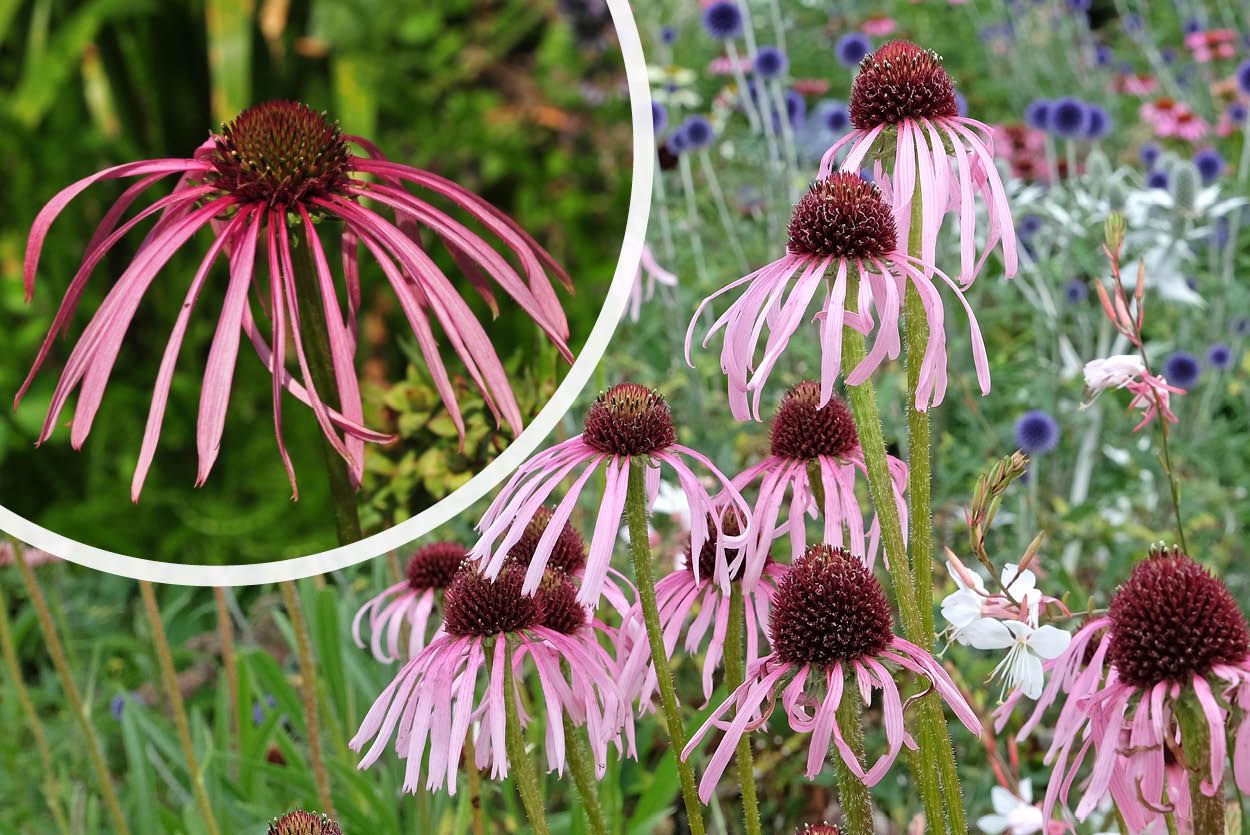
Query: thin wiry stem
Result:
<box><xmin>0</xmin><ymin>581</ymin><xmax>70</xmax><ymax>834</ymax></box>
<box><xmin>625</xmin><ymin>458</ymin><xmax>708</xmax><ymax>835</ymax></box>
<box><xmin>12</xmin><ymin>546</ymin><xmax>131</xmax><ymax>835</ymax></box>
<box><xmin>279</xmin><ymin>580</ymin><xmax>336</xmax><ymax>818</ymax></box>
<box><xmin>725</xmin><ymin>585</ymin><xmax>762</xmax><ymax>835</ymax></box>
<box><xmin>212</xmin><ymin>587</ymin><xmax>240</xmax><ymax>762</ymax></box>
<box><xmin>139</xmin><ymin>581</ymin><xmax>221</xmax><ymax>835</ymax></box>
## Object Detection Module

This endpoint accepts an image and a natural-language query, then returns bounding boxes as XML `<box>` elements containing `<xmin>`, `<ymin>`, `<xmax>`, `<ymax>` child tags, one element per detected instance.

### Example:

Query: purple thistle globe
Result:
<box><xmin>1014</xmin><ymin>410</ymin><xmax>1060</xmax><ymax>455</ymax></box>
<box><xmin>660</xmin><ymin>25</ymin><xmax>677</xmax><ymax>45</ymax></box>
<box><xmin>702</xmin><ymin>0</ymin><xmax>743</xmax><ymax>40</ymax></box>
<box><xmin>1194</xmin><ymin>148</ymin><xmax>1224</xmax><ymax>183</ymax></box>
<box><xmin>1237</xmin><ymin>58</ymin><xmax>1250</xmax><ymax>96</ymax></box>
<box><xmin>1024</xmin><ymin>99</ymin><xmax>1052</xmax><ymax>131</ymax></box>
<box><xmin>835</xmin><ymin>32</ymin><xmax>872</xmax><ymax>68</ymax></box>
<box><xmin>1229</xmin><ymin>103</ymin><xmax>1248</xmax><ymax>124</ymax></box>
<box><xmin>1065</xmin><ymin>278</ymin><xmax>1088</xmax><ymax>304</ymax></box>
<box><xmin>1083</xmin><ymin>105</ymin><xmax>1111</xmax><ymax>140</ymax></box>
<box><xmin>754</xmin><ymin>45</ymin><xmax>788</xmax><ymax>79</ymax></box>
<box><xmin>652</xmin><ymin>101</ymin><xmax>668</xmax><ymax>133</ymax></box>
<box><xmin>1139</xmin><ymin>142</ymin><xmax>1160</xmax><ymax>167</ymax></box>
<box><xmin>1049</xmin><ymin>97</ymin><xmax>1090</xmax><ymax>138</ymax></box>
<box><xmin>1207</xmin><ymin>343</ymin><xmax>1234</xmax><ymax>370</ymax></box>
<box><xmin>1146</xmin><ymin>169</ymin><xmax>1169</xmax><ymax>189</ymax></box>
<box><xmin>1164</xmin><ymin>351</ymin><xmax>1201</xmax><ymax>389</ymax></box>
<box><xmin>816</xmin><ymin>99</ymin><xmax>850</xmax><ymax>132</ymax></box>
<box><xmin>681</xmin><ymin>115</ymin><xmax>715</xmax><ymax>150</ymax></box>
<box><xmin>18</xmin><ymin>100</ymin><xmax>574</xmax><ymax>502</ymax></box>
<box><xmin>1094</xmin><ymin>44</ymin><xmax>1113</xmax><ymax>66</ymax></box>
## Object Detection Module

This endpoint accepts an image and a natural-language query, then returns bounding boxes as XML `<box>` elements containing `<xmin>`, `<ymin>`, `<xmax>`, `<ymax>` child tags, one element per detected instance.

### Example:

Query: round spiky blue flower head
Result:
<box><xmin>682</xmin><ymin>115</ymin><xmax>715</xmax><ymax>150</ymax></box>
<box><xmin>1164</xmin><ymin>351</ymin><xmax>1201</xmax><ymax>389</ymax></box>
<box><xmin>652</xmin><ymin>101</ymin><xmax>668</xmax><ymax>133</ymax></box>
<box><xmin>816</xmin><ymin>99</ymin><xmax>850</xmax><ymax>133</ymax></box>
<box><xmin>1084</xmin><ymin>105</ymin><xmax>1111</xmax><ymax>140</ymax></box>
<box><xmin>1139</xmin><ymin>142</ymin><xmax>1161</xmax><ymax>167</ymax></box>
<box><xmin>1146</xmin><ymin>169</ymin><xmax>1169</xmax><ymax>190</ymax></box>
<box><xmin>1237</xmin><ymin>59</ymin><xmax>1250</xmax><ymax>96</ymax></box>
<box><xmin>1014</xmin><ymin>410</ymin><xmax>1060</xmax><ymax>455</ymax></box>
<box><xmin>1018</xmin><ymin>214</ymin><xmax>1043</xmax><ymax>238</ymax></box>
<box><xmin>702</xmin><ymin>1</ymin><xmax>743</xmax><ymax>40</ymax></box>
<box><xmin>1024</xmin><ymin>99</ymin><xmax>1051</xmax><ymax>131</ymax></box>
<box><xmin>1207</xmin><ymin>344</ymin><xmax>1235</xmax><ymax>370</ymax></box>
<box><xmin>1229</xmin><ymin>103</ymin><xmax>1248</xmax><ymax>124</ymax></box>
<box><xmin>835</xmin><ymin>32</ymin><xmax>872</xmax><ymax>68</ymax></box>
<box><xmin>1194</xmin><ymin>148</ymin><xmax>1224</xmax><ymax>184</ymax></box>
<box><xmin>1094</xmin><ymin>44</ymin><xmax>1113</xmax><ymax>66</ymax></box>
<box><xmin>1065</xmin><ymin>278</ymin><xmax>1088</xmax><ymax>304</ymax></box>
<box><xmin>1049</xmin><ymin>97</ymin><xmax>1089</xmax><ymax>138</ymax></box>
<box><xmin>754</xmin><ymin>45</ymin><xmax>788</xmax><ymax>79</ymax></box>
<box><xmin>660</xmin><ymin>25</ymin><xmax>676</xmax><ymax>45</ymax></box>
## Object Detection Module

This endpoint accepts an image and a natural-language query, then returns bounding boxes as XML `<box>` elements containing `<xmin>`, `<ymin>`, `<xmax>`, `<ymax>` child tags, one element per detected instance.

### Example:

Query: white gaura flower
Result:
<box><xmin>976</xmin><ymin>780</ymin><xmax>1046</xmax><ymax>835</ymax></box>
<box><xmin>972</xmin><ymin>619</ymin><xmax>1071</xmax><ymax>700</ymax></box>
<box><xmin>1083</xmin><ymin>354</ymin><xmax>1146</xmax><ymax>392</ymax></box>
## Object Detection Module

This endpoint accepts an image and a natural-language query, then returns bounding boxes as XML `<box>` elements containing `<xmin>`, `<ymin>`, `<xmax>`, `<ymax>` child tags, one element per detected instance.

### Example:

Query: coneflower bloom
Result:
<box><xmin>351</xmin><ymin>564</ymin><xmax>627</xmax><ymax>792</ymax></box>
<box><xmin>470</xmin><ymin>383</ymin><xmax>751</xmax><ymax>604</ymax></box>
<box><xmin>629</xmin><ymin>245</ymin><xmax>678</xmax><ymax>321</ymax></box>
<box><xmin>683</xmin><ymin>545</ymin><xmax>980</xmax><ymax>800</ymax></box>
<box><xmin>268</xmin><ymin>811</ymin><xmax>342</xmax><ymax>835</ymax></box>
<box><xmin>819</xmin><ymin>40</ymin><xmax>1018</xmax><ymax>284</ymax></box>
<box><xmin>732</xmin><ymin>381</ymin><xmax>907</xmax><ymax>577</ymax></box>
<box><xmin>1015</xmin><ymin>547</ymin><xmax>1250</xmax><ymax>831</ymax></box>
<box><xmin>19</xmin><ymin>100</ymin><xmax>573</xmax><ymax>500</ymax></box>
<box><xmin>623</xmin><ymin>513</ymin><xmax>784</xmax><ymax>705</ymax></box>
<box><xmin>351</xmin><ymin>541</ymin><xmax>467</xmax><ymax>663</ymax></box>
<box><xmin>687</xmin><ymin>171</ymin><xmax>989</xmax><ymax>418</ymax></box>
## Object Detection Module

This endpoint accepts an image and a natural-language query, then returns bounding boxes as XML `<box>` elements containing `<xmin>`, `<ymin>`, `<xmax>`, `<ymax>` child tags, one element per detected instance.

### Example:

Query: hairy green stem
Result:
<box><xmin>1175</xmin><ymin>694</ymin><xmax>1225</xmax><ymax>835</ymax></box>
<box><xmin>288</xmin><ymin>224</ymin><xmax>363</xmax><ymax>546</ymax></box>
<box><xmin>563</xmin><ymin>714</ymin><xmax>609</xmax><ymax>835</ymax></box>
<box><xmin>625</xmin><ymin>459</ymin><xmax>708</xmax><ymax>835</ymax></box>
<box><xmin>13</xmin><ymin>547</ymin><xmax>131</xmax><ymax>835</ymax></box>
<box><xmin>279</xmin><ymin>581</ymin><xmax>336</xmax><ymax>818</ymax></box>
<box><xmin>139</xmin><ymin>581</ymin><xmax>221</xmax><ymax>835</ymax></box>
<box><xmin>502</xmin><ymin>638</ymin><xmax>550</xmax><ymax>835</ymax></box>
<box><xmin>725</xmin><ymin>585</ymin><xmax>763</xmax><ymax>835</ymax></box>
<box><xmin>463</xmin><ymin>734</ymin><xmax>486</xmax><ymax>835</ymax></box>
<box><xmin>834</xmin><ymin>682</ymin><xmax>874</xmax><ymax>835</ymax></box>
<box><xmin>840</xmin><ymin>272</ymin><xmax>949</xmax><ymax>831</ymax></box>
<box><xmin>0</xmin><ymin>581</ymin><xmax>70</xmax><ymax>834</ymax></box>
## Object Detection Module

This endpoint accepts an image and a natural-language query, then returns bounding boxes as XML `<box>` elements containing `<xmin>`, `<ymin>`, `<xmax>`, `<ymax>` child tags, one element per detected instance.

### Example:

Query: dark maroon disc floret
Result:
<box><xmin>770</xmin><ymin>544</ymin><xmax>893</xmax><ymax>666</ymax></box>
<box><xmin>787</xmin><ymin>173</ymin><xmax>897</xmax><ymax>259</ymax></box>
<box><xmin>268</xmin><ymin>811</ymin><xmax>342</xmax><ymax>835</ymax></box>
<box><xmin>442</xmin><ymin>564</ymin><xmax>543</xmax><ymax>638</ymax></box>
<box><xmin>769</xmin><ymin>381</ymin><xmax>859</xmax><ymax>460</ymax></box>
<box><xmin>506</xmin><ymin>507</ymin><xmax>588</xmax><ymax>575</ymax></box>
<box><xmin>582</xmin><ymin>383</ymin><xmax>677</xmax><ymax>456</ymax></box>
<box><xmin>536</xmin><ymin>572</ymin><xmax>589</xmax><ymax>635</ymax></box>
<box><xmin>685</xmin><ymin>512</ymin><xmax>759</xmax><ymax>583</ymax></box>
<box><xmin>405</xmin><ymin>542</ymin><xmax>468</xmax><ymax>592</ymax></box>
<box><xmin>1108</xmin><ymin>545</ymin><xmax>1250</xmax><ymax>688</ymax></box>
<box><xmin>849</xmin><ymin>40</ymin><xmax>959</xmax><ymax>129</ymax></box>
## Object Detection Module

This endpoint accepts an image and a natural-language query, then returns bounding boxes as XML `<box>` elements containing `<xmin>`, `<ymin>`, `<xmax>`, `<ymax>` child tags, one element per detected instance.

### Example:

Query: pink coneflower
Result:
<box><xmin>1186</xmin><ymin>29</ymin><xmax>1237</xmax><ymax>63</ymax></box>
<box><xmin>1114</xmin><ymin>73</ymin><xmax>1159</xmax><ymax>96</ymax></box>
<box><xmin>732</xmin><ymin>381</ymin><xmax>907</xmax><ymax>577</ymax></box>
<box><xmin>268</xmin><ymin>811</ymin><xmax>342</xmax><ymax>835</ymax></box>
<box><xmin>0</xmin><ymin>541</ymin><xmax>60</xmax><ymax>569</ymax></box>
<box><xmin>622</xmin><ymin>513</ymin><xmax>785</xmax><ymax>705</ymax></box>
<box><xmin>1019</xmin><ymin>548</ymin><xmax>1250</xmax><ymax>831</ymax></box>
<box><xmin>629</xmin><ymin>245</ymin><xmax>678</xmax><ymax>321</ymax></box>
<box><xmin>792</xmin><ymin>78</ymin><xmax>831</xmax><ymax>97</ymax></box>
<box><xmin>683</xmin><ymin>545</ymin><xmax>980</xmax><ymax>800</ymax></box>
<box><xmin>820</xmin><ymin>40</ymin><xmax>1017</xmax><ymax>285</ymax></box>
<box><xmin>1173</xmin><ymin>110</ymin><xmax>1211</xmax><ymax>142</ymax></box>
<box><xmin>861</xmin><ymin>16</ymin><xmax>897</xmax><ymax>37</ymax></box>
<box><xmin>687</xmin><ymin>172</ymin><xmax>990</xmax><ymax>418</ymax></box>
<box><xmin>351</xmin><ymin>564</ymin><xmax>628</xmax><ymax>792</ymax></box>
<box><xmin>708</xmin><ymin>56</ymin><xmax>753</xmax><ymax>76</ymax></box>
<box><xmin>19</xmin><ymin>100</ymin><xmax>573</xmax><ymax>500</ymax></box>
<box><xmin>350</xmin><ymin>541</ymin><xmax>467</xmax><ymax>663</ymax></box>
<box><xmin>470</xmin><ymin>383</ymin><xmax>751</xmax><ymax>604</ymax></box>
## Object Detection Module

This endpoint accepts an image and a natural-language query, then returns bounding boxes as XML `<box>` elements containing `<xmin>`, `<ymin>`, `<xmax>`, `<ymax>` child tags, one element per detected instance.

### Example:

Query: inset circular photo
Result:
<box><xmin>0</xmin><ymin>0</ymin><xmax>647</xmax><ymax>567</ymax></box>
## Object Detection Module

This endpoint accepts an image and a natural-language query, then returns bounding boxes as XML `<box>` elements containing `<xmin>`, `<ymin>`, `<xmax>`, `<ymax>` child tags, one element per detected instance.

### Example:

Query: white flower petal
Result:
<box><xmin>1027</xmin><ymin>625</ymin><xmax>1072</xmax><ymax>660</ymax></box>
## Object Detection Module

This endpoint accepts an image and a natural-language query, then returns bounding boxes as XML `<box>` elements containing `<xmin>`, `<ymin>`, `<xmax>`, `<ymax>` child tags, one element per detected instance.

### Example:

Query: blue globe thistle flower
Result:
<box><xmin>1068</xmin><ymin>0</ymin><xmax>1091</xmax><ymax>10</ymax></box>
<box><xmin>1234</xmin><ymin>317</ymin><xmax>1250</xmax><ymax>337</ymax></box>
<box><xmin>815</xmin><ymin>99</ymin><xmax>850</xmax><ymax>133</ymax></box>
<box><xmin>1094</xmin><ymin>44</ymin><xmax>1114</xmax><ymax>67</ymax></box>
<box><xmin>1182</xmin><ymin>17</ymin><xmax>1203</xmax><ymax>34</ymax></box>
<box><xmin>1163</xmin><ymin>351</ymin><xmax>1201</xmax><ymax>389</ymax></box>
<box><xmin>1123</xmin><ymin>13</ymin><xmax>1142</xmax><ymax>33</ymax></box>
<box><xmin>1018</xmin><ymin>213</ymin><xmax>1043</xmax><ymax>238</ymax></box>
<box><xmin>1228</xmin><ymin>102</ymin><xmax>1247</xmax><ymax>124</ymax></box>
<box><xmin>1084</xmin><ymin>105</ymin><xmax>1111</xmax><ymax>140</ymax></box>
<box><xmin>652</xmin><ymin>101</ymin><xmax>668</xmax><ymax>133</ymax></box>
<box><xmin>1207</xmin><ymin>343</ymin><xmax>1235</xmax><ymax>370</ymax></box>
<box><xmin>1024</xmin><ymin>99</ymin><xmax>1052</xmax><ymax>131</ymax></box>
<box><xmin>681</xmin><ymin>115</ymin><xmax>715</xmax><ymax>150</ymax></box>
<box><xmin>1237</xmin><ymin>59</ymin><xmax>1250</xmax><ymax>97</ymax></box>
<box><xmin>754</xmin><ymin>45</ymin><xmax>788</xmax><ymax>79</ymax></box>
<box><xmin>1194</xmin><ymin>148</ymin><xmax>1224</xmax><ymax>184</ymax></box>
<box><xmin>1146</xmin><ymin>169</ymin><xmax>1169</xmax><ymax>189</ymax></box>
<box><xmin>1050</xmin><ymin>97</ymin><xmax>1090</xmax><ymax>138</ymax></box>
<box><xmin>955</xmin><ymin>92</ymin><xmax>968</xmax><ymax>118</ymax></box>
<box><xmin>702</xmin><ymin>1</ymin><xmax>743</xmax><ymax>40</ymax></box>
<box><xmin>835</xmin><ymin>32</ymin><xmax>872</xmax><ymax>68</ymax></box>
<box><xmin>1014</xmin><ymin>410</ymin><xmax>1060</xmax><ymax>455</ymax></box>
<box><xmin>660</xmin><ymin>25</ymin><xmax>677</xmax><ymax>45</ymax></box>
<box><xmin>668</xmin><ymin>130</ymin><xmax>689</xmax><ymax>154</ymax></box>
<box><xmin>783</xmin><ymin>88</ymin><xmax>806</xmax><ymax>129</ymax></box>
<box><xmin>1065</xmin><ymin>278</ymin><xmax>1088</xmax><ymax>304</ymax></box>
<box><xmin>1139</xmin><ymin>142</ymin><xmax>1161</xmax><ymax>167</ymax></box>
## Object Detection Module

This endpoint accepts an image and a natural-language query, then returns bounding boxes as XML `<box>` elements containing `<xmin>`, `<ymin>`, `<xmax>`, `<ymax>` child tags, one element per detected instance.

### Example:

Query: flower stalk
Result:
<box><xmin>12</xmin><ymin>545</ymin><xmax>131</xmax><ymax>835</ymax></box>
<box><xmin>139</xmin><ymin>580</ymin><xmax>221</xmax><ymax>835</ymax></box>
<box><xmin>563</xmin><ymin>714</ymin><xmax>609</xmax><ymax>835</ymax></box>
<box><xmin>463</xmin><ymin>734</ymin><xmax>487</xmax><ymax>835</ymax></box>
<box><xmin>213</xmin><ymin>587</ymin><xmax>240</xmax><ymax>757</ymax></box>
<box><xmin>833</xmin><ymin>683</ymin><xmax>874</xmax><ymax>835</ymax></box>
<box><xmin>725</xmin><ymin>584</ymin><xmax>763</xmax><ymax>835</ymax></box>
<box><xmin>625</xmin><ymin>458</ymin><xmax>707</xmax><ymax>835</ymax></box>
<box><xmin>502</xmin><ymin>636</ymin><xmax>551</xmax><ymax>835</ymax></box>
<box><xmin>1174</xmin><ymin>693</ymin><xmax>1225</xmax><ymax>835</ymax></box>
<box><xmin>279</xmin><ymin>580</ymin><xmax>336</xmax><ymax>818</ymax></box>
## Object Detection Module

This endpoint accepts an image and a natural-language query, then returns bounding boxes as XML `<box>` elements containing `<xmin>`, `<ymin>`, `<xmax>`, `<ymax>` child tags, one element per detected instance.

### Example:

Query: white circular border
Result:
<box><xmin>0</xmin><ymin>0</ymin><xmax>654</xmax><ymax>586</ymax></box>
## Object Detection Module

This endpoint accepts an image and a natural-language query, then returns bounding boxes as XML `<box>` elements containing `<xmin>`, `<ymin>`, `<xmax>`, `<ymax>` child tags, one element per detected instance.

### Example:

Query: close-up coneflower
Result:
<box><xmin>350</xmin><ymin>541</ymin><xmax>467</xmax><ymax>663</ymax></box>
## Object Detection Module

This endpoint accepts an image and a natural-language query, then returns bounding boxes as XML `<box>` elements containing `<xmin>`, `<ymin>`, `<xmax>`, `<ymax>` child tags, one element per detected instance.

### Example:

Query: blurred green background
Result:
<box><xmin>0</xmin><ymin>0</ymin><xmax>632</xmax><ymax>563</ymax></box>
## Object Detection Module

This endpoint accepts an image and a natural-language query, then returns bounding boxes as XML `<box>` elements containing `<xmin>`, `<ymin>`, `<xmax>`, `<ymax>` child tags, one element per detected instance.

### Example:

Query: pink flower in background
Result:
<box><xmin>1173</xmin><ymin>110</ymin><xmax>1210</xmax><ymax>141</ymax></box>
<box><xmin>18</xmin><ymin>101</ymin><xmax>572</xmax><ymax>501</ymax></box>
<box><xmin>0</xmin><ymin>541</ymin><xmax>60</xmax><ymax>569</ymax></box>
<box><xmin>1140</xmin><ymin>97</ymin><xmax>1208</xmax><ymax>140</ymax></box>
<box><xmin>621</xmin><ymin>515</ymin><xmax>784</xmax><ymax>705</ymax></box>
<box><xmin>708</xmin><ymin>55</ymin><xmax>754</xmax><ymax>76</ymax></box>
<box><xmin>688</xmin><ymin>172</ymin><xmax>990</xmax><ymax>418</ymax></box>
<box><xmin>1023</xmin><ymin>548</ymin><xmax>1250</xmax><ymax>832</ymax></box>
<box><xmin>351</xmin><ymin>542</ymin><xmax>467</xmax><ymax>663</ymax></box>
<box><xmin>861</xmin><ymin>16</ymin><xmax>897</xmax><ymax>37</ymax></box>
<box><xmin>792</xmin><ymin>78</ymin><xmax>831</xmax><ymax>97</ymax></box>
<box><xmin>351</xmin><ymin>566</ymin><xmax>630</xmax><ymax>792</ymax></box>
<box><xmin>821</xmin><ymin>41</ymin><xmax>1018</xmax><ymax>286</ymax></box>
<box><xmin>731</xmin><ymin>382</ymin><xmax>907</xmax><ymax>578</ymax></box>
<box><xmin>470</xmin><ymin>383</ymin><xmax>752</xmax><ymax>604</ymax></box>
<box><xmin>1114</xmin><ymin>73</ymin><xmax>1159</xmax><ymax>96</ymax></box>
<box><xmin>683</xmin><ymin>545</ymin><xmax>980</xmax><ymax>799</ymax></box>
<box><xmin>1185</xmin><ymin>29</ymin><xmax>1237</xmax><ymax>63</ymax></box>
<box><xmin>1083</xmin><ymin>355</ymin><xmax>1183</xmax><ymax>431</ymax></box>
<box><xmin>629</xmin><ymin>245</ymin><xmax>678</xmax><ymax>321</ymax></box>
